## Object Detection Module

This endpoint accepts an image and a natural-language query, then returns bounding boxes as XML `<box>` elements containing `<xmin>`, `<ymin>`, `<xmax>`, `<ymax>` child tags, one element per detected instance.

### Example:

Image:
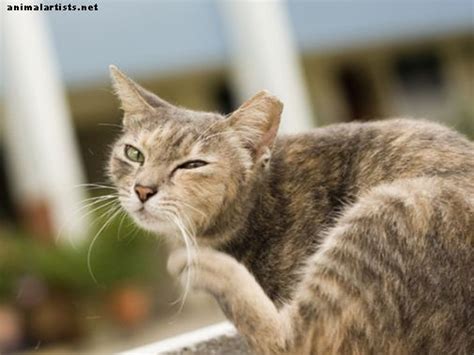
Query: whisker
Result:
<box><xmin>161</xmin><ymin>209</ymin><xmax>197</xmax><ymax>313</ymax></box>
<box><xmin>73</xmin><ymin>183</ymin><xmax>117</xmax><ymax>191</ymax></box>
<box><xmin>72</xmin><ymin>183</ymin><xmax>128</xmax><ymax>198</ymax></box>
<box><xmin>159</xmin><ymin>200</ymin><xmax>202</xmax><ymax>237</ymax></box>
<box><xmin>75</xmin><ymin>185</ymin><xmax>116</xmax><ymax>190</ymax></box>
<box><xmin>160</xmin><ymin>203</ymin><xmax>197</xmax><ymax>239</ymax></box>
<box><xmin>116</xmin><ymin>211</ymin><xmax>128</xmax><ymax>241</ymax></box>
<box><xmin>173</xmin><ymin>205</ymin><xmax>198</xmax><ymax>238</ymax></box>
<box><xmin>85</xmin><ymin>201</ymin><xmax>121</xmax><ymax>238</ymax></box>
<box><xmin>194</xmin><ymin>119</ymin><xmax>224</xmax><ymax>145</ymax></box>
<box><xmin>126</xmin><ymin>224</ymin><xmax>142</xmax><ymax>245</ymax></box>
<box><xmin>76</xmin><ymin>198</ymin><xmax>120</xmax><ymax>220</ymax></box>
<box><xmin>56</xmin><ymin>196</ymin><xmax>120</xmax><ymax>247</ymax></box>
<box><xmin>87</xmin><ymin>206</ymin><xmax>123</xmax><ymax>284</ymax></box>
<box><xmin>200</xmin><ymin>129</ymin><xmax>250</xmax><ymax>144</ymax></box>
<box><xmin>174</xmin><ymin>200</ymin><xmax>208</xmax><ymax>220</ymax></box>
<box><xmin>73</xmin><ymin>194</ymin><xmax>119</xmax><ymax>208</ymax></box>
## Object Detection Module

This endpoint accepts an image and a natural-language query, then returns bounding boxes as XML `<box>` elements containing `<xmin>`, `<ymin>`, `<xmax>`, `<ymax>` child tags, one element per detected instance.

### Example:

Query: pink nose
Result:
<box><xmin>134</xmin><ymin>184</ymin><xmax>157</xmax><ymax>203</ymax></box>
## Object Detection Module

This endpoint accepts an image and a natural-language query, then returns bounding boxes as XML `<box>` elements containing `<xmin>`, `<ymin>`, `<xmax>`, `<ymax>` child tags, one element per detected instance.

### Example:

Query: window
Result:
<box><xmin>394</xmin><ymin>49</ymin><xmax>444</xmax><ymax>94</ymax></box>
<box><xmin>337</xmin><ymin>65</ymin><xmax>380</xmax><ymax>121</ymax></box>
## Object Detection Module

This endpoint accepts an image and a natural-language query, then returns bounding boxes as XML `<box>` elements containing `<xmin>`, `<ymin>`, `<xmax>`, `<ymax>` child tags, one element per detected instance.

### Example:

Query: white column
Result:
<box><xmin>2</xmin><ymin>2</ymin><xmax>88</xmax><ymax>243</ymax></box>
<box><xmin>219</xmin><ymin>0</ymin><xmax>315</xmax><ymax>133</ymax></box>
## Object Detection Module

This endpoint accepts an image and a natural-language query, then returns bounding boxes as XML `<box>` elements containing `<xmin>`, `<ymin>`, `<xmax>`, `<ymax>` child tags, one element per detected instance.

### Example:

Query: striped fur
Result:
<box><xmin>108</xmin><ymin>66</ymin><xmax>474</xmax><ymax>354</ymax></box>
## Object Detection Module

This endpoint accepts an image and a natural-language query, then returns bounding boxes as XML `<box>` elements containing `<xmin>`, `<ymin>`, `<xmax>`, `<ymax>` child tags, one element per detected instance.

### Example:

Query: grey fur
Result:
<box><xmin>108</xmin><ymin>66</ymin><xmax>474</xmax><ymax>354</ymax></box>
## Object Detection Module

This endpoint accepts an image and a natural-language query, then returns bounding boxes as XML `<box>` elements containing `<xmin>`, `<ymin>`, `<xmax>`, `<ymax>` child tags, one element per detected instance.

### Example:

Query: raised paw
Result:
<box><xmin>167</xmin><ymin>247</ymin><xmax>287</xmax><ymax>354</ymax></box>
<box><xmin>166</xmin><ymin>247</ymin><xmax>193</xmax><ymax>277</ymax></box>
<box><xmin>166</xmin><ymin>247</ymin><xmax>244</xmax><ymax>296</ymax></box>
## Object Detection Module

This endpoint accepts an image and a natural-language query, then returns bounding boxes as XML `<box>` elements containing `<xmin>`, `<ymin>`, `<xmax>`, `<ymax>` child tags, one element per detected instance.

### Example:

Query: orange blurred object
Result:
<box><xmin>108</xmin><ymin>284</ymin><xmax>152</xmax><ymax>329</ymax></box>
<box><xmin>0</xmin><ymin>304</ymin><xmax>24</xmax><ymax>352</ymax></box>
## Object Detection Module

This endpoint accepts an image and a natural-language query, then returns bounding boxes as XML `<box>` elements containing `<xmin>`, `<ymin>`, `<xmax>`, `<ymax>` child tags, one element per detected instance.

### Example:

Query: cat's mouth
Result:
<box><xmin>134</xmin><ymin>206</ymin><xmax>160</xmax><ymax>220</ymax></box>
<box><xmin>121</xmin><ymin>197</ymin><xmax>186</xmax><ymax>237</ymax></box>
<box><xmin>129</xmin><ymin>205</ymin><xmax>172</xmax><ymax>230</ymax></box>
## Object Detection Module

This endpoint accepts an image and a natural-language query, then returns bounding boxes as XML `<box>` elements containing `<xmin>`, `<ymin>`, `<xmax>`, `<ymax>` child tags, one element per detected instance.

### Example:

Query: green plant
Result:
<box><xmin>0</xmin><ymin>214</ymin><xmax>161</xmax><ymax>301</ymax></box>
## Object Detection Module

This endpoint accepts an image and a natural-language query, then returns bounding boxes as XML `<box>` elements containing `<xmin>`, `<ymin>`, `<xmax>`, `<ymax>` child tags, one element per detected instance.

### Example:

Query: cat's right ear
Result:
<box><xmin>228</xmin><ymin>90</ymin><xmax>283</xmax><ymax>161</ymax></box>
<box><xmin>109</xmin><ymin>65</ymin><xmax>172</xmax><ymax>122</ymax></box>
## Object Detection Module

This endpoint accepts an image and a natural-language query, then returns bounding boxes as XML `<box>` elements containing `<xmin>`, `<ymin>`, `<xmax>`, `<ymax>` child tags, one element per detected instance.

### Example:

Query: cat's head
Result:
<box><xmin>107</xmin><ymin>65</ymin><xmax>283</xmax><ymax>245</ymax></box>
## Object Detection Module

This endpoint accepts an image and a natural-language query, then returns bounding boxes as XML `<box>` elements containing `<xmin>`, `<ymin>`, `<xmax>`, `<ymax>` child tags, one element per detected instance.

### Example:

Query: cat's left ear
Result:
<box><xmin>228</xmin><ymin>90</ymin><xmax>283</xmax><ymax>162</ymax></box>
<box><xmin>109</xmin><ymin>65</ymin><xmax>172</xmax><ymax>116</ymax></box>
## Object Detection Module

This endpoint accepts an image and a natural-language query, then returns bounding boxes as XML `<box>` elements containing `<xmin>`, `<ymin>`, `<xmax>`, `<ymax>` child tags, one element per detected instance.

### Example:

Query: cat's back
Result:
<box><xmin>275</xmin><ymin>118</ymin><xmax>474</xmax><ymax>195</ymax></box>
<box><xmin>240</xmin><ymin>118</ymin><xmax>473</xmax><ymax>306</ymax></box>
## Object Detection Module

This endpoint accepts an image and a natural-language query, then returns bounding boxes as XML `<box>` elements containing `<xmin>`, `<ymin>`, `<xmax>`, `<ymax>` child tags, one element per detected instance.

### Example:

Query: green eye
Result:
<box><xmin>125</xmin><ymin>145</ymin><xmax>144</xmax><ymax>163</ymax></box>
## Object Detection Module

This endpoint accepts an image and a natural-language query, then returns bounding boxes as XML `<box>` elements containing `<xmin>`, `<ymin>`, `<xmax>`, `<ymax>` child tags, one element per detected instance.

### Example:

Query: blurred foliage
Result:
<box><xmin>0</xmin><ymin>211</ymin><xmax>162</xmax><ymax>300</ymax></box>
<box><xmin>454</xmin><ymin>108</ymin><xmax>474</xmax><ymax>140</ymax></box>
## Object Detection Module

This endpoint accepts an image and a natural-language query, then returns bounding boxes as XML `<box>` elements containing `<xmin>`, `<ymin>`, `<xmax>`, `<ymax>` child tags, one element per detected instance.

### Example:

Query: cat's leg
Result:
<box><xmin>169</xmin><ymin>178</ymin><xmax>472</xmax><ymax>354</ymax></box>
<box><xmin>167</xmin><ymin>241</ymin><xmax>382</xmax><ymax>354</ymax></box>
<box><xmin>287</xmin><ymin>177</ymin><xmax>472</xmax><ymax>353</ymax></box>
<box><xmin>167</xmin><ymin>247</ymin><xmax>293</xmax><ymax>354</ymax></box>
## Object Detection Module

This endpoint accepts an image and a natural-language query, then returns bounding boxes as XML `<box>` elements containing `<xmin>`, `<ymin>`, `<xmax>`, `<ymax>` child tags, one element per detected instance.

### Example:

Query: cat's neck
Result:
<box><xmin>215</xmin><ymin>149</ymin><xmax>304</xmax><ymax>302</ymax></box>
<box><xmin>198</xmin><ymin>166</ymin><xmax>268</xmax><ymax>249</ymax></box>
<box><xmin>215</xmin><ymin>133</ymin><xmax>358</xmax><ymax>302</ymax></box>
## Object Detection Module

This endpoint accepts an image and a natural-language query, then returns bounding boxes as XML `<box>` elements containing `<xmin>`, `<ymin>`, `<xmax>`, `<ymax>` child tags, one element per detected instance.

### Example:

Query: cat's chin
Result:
<box><xmin>130</xmin><ymin>211</ymin><xmax>178</xmax><ymax>236</ymax></box>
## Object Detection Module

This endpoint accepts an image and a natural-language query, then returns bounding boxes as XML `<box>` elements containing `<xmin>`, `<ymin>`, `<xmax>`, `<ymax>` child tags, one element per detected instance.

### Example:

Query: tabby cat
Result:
<box><xmin>107</xmin><ymin>65</ymin><xmax>473</xmax><ymax>354</ymax></box>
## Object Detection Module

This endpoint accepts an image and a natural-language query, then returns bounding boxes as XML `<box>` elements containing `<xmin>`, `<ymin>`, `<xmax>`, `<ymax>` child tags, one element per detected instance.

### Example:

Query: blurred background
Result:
<box><xmin>0</xmin><ymin>0</ymin><xmax>473</xmax><ymax>353</ymax></box>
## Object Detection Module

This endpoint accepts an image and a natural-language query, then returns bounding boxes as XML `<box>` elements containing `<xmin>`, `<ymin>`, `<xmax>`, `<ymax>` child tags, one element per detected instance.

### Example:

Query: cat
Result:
<box><xmin>107</xmin><ymin>65</ymin><xmax>473</xmax><ymax>354</ymax></box>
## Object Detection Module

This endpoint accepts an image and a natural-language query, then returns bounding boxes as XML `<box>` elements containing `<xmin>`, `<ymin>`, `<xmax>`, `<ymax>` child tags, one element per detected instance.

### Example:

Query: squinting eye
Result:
<box><xmin>178</xmin><ymin>160</ymin><xmax>208</xmax><ymax>170</ymax></box>
<box><xmin>124</xmin><ymin>145</ymin><xmax>144</xmax><ymax>163</ymax></box>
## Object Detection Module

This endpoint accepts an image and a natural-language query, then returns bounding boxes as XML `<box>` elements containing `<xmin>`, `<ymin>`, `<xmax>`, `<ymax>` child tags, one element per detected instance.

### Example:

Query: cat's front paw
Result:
<box><xmin>166</xmin><ymin>247</ymin><xmax>195</xmax><ymax>280</ymax></box>
<box><xmin>167</xmin><ymin>247</ymin><xmax>243</xmax><ymax>296</ymax></box>
<box><xmin>167</xmin><ymin>247</ymin><xmax>288</xmax><ymax>354</ymax></box>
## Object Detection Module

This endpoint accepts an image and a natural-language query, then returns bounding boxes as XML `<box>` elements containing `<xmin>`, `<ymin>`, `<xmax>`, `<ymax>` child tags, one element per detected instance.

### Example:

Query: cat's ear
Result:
<box><xmin>228</xmin><ymin>90</ymin><xmax>283</xmax><ymax>160</ymax></box>
<box><xmin>109</xmin><ymin>65</ymin><xmax>171</xmax><ymax>115</ymax></box>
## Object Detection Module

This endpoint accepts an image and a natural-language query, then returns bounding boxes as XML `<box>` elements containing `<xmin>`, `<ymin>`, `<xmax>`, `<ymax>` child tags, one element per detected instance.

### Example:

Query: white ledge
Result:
<box><xmin>119</xmin><ymin>321</ymin><xmax>250</xmax><ymax>354</ymax></box>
